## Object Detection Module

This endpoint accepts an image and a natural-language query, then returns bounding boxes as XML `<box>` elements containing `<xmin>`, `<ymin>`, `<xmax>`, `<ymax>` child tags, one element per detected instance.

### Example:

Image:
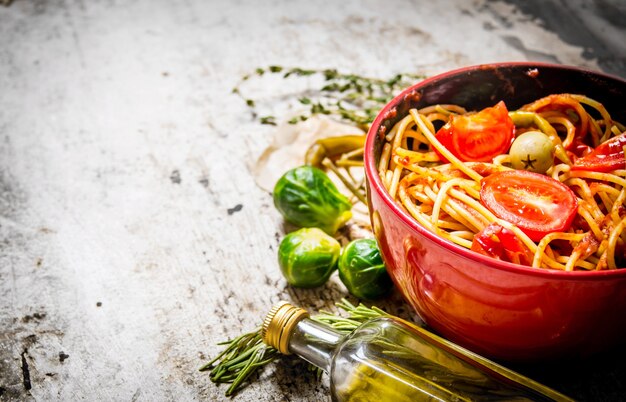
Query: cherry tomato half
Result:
<box><xmin>571</xmin><ymin>132</ymin><xmax>626</xmax><ymax>173</ymax></box>
<box><xmin>471</xmin><ymin>223</ymin><xmax>533</xmax><ymax>266</ymax></box>
<box><xmin>480</xmin><ymin>170</ymin><xmax>578</xmax><ymax>242</ymax></box>
<box><xmin>434</xmin><ymin>101</ymin><xmax>515</xmax><ymax>162</ymax></box>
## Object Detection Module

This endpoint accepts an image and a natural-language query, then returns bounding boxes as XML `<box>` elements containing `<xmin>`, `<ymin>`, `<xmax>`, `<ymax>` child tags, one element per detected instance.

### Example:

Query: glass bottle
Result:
<box><xmin>262</xmin><ymin>301</ymin><xmax>572</xmax><ymax>402</ymax></box>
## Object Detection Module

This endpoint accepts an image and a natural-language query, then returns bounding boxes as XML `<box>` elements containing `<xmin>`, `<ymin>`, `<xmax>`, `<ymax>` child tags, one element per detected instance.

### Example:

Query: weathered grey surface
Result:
<box><xmin>0</xmin><ymin>0</ymin><xmax>624</xmax><ymax>401</ymax></box>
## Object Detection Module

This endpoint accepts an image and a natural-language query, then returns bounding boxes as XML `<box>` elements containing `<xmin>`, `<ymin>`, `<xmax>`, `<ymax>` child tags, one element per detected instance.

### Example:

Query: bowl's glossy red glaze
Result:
<box><xmin>364</xmin><ymin>63</ymin><xmax>626</xmax><ymax>362</ymax></box>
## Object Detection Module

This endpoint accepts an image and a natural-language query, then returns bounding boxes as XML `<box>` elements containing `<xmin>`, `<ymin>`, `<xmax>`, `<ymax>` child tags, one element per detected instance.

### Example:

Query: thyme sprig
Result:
<box><xmin>233</xmin><ymin>66</ymin><xmax>424</xmax><ymax>129</ymax></box>
<box><xmin>201</xmin><ymin>299</ymin><xmax>389</xmax><ymax>396</ymax></box>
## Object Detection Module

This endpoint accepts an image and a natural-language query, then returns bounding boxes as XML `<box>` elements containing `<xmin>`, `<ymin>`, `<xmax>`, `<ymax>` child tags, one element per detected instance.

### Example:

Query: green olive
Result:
<box><xmin>509</xmin><ymin>130</ymin><xmax>555</xmax><ymax>174</ymax></box>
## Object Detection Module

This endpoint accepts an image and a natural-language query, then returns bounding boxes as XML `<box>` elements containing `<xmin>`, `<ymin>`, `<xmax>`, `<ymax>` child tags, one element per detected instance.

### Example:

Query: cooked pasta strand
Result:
<box><xmin>378</xmin><ymin>94</ymin><xmax>625</xmax><ymax>271</ymax></box>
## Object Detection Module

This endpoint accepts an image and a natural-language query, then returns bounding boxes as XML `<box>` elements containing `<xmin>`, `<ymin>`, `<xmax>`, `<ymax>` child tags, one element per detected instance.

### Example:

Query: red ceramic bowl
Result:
<box><xmin>364</xmin><ymin>62</ymin><xmax>626</xmax><ymax>362</ymax></box>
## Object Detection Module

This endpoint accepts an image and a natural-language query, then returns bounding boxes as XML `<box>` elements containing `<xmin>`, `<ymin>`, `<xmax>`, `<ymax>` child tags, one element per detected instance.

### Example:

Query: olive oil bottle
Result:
<box><xmin>262</xmin><ymin>301</ymin><xmax>572</xmax><ymax>402</ymax></box>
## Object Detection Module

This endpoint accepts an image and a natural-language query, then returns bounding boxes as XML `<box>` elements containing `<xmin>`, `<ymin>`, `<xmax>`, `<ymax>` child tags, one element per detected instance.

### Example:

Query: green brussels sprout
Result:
<box><xmin>278</xmin><ymin>228</ymin><xmax>341</xmax><ymax>288</ymax></box>
<box><xmin>273</xmin><ymin>165</ymin><xmax>352</xmax><ymax>235</ymax></box>
<box><xmin>338</xmin><ymin>238</ymin><xmax>393</xmax><ymax>300</ymax></box>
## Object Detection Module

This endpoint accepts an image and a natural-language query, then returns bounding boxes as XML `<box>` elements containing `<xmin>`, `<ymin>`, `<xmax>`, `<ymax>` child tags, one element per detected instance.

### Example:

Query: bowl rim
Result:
<box><xmin>364</xmin><ymin>61</ymin><xmax>626</xmax><ymax>280</ymax></box>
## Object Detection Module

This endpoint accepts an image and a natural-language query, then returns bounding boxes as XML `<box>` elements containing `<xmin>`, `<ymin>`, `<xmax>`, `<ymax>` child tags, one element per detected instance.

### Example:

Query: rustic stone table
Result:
<box><xmin>1</xmin><ymin>0</ymin><xmax>625</xmax><ymax>401</ymax></box>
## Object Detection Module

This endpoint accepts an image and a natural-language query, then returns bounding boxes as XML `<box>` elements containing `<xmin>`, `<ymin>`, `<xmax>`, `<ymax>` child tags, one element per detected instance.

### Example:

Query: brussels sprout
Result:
<box><xmin>273</xmin><ymin>165</ymin><xmax>352</xmax><ymax>235</ymax></box>
<box><xmin>338</xmin><ymin>238</ymin><xmax>393</xmax><ymax>300</ymax></box>
<box><xmin>278</xmin><ymin>228</ymin><xmax>341</xmax><ymax>288</ymax></box>
<box><xmin>509</xmin><ymin>131</ymin><xmax>555</xmax><ymax>174</ymax></box>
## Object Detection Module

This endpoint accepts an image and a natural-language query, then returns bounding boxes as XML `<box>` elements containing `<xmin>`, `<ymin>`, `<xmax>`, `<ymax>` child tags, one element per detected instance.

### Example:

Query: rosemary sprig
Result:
<box><xmin>233</xmin><ymin>66</ymin><xmax>424</xmax><ymax>129</ymax></box>
<box><xmin>312</xmin><ymin>298</ymin><xmax>389</xmax><ymax>329</ymax></box>
<box><xmin>201</xmin><ymin>299</ymin><xmax>389</xmax><ymax>396</ymax></box>
<box><xmin>199</xmin><ymin>329</ymin><xmax>278</xmax><ymax>396</ymax></box>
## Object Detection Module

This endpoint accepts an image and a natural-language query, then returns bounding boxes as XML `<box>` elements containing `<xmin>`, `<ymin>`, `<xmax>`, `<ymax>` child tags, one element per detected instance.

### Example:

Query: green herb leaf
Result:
<box><xmin>260</xmin><ymin>116</ymin><xmax>277</xmax><ymax>125</ymax></box>
<box><xmin>232</xmin><ymin>66</ymin><xmax>425</xmax><ymax>129</ymax></box>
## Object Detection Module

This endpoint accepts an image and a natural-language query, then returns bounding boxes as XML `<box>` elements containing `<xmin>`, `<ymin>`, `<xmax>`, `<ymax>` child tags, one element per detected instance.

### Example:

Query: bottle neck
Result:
<box><xmin>288</xmin><ymin>317</ymin><xmax>343</xmax><ymax>373</ymax></box>
<box><xmin>261</xmin><ymin>301</ymin><xmax>343</xmax><ymax>373</ymax></box>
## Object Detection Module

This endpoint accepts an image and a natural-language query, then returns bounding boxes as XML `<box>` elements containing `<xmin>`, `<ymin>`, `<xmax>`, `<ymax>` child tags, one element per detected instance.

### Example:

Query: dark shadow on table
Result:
<box><xmin>511</xmin><ymin>343</ymin><xmax>626</xmax><ymax>401</ymax></box>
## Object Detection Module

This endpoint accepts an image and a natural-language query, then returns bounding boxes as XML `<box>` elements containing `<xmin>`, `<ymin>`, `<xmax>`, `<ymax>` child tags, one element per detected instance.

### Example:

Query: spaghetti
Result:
<box><xmin>378</xmin><ymin>94</ymin><xmax>626</xmax><ymax>271</ymax></box>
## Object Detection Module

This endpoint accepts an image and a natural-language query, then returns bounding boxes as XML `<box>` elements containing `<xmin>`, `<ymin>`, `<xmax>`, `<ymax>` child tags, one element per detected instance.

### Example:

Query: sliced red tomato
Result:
<box><xmin>571</xmin><ymin>132</ymin><xmax>626</xmax><ymax>173</ymax></box>
<box><xmin>471</xmin><ymin>223</ymin><xmax>533</xmax><ymax>266</ymax></box>
<box><xmin>480</xmin><ymin>170</ymin><xmax>578</xmax><ymax>242</ymax></box>
<box><xmin>434</xmin><ymin>101</ymin><xmax>515</xmax><ymax>162</ymax></box>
